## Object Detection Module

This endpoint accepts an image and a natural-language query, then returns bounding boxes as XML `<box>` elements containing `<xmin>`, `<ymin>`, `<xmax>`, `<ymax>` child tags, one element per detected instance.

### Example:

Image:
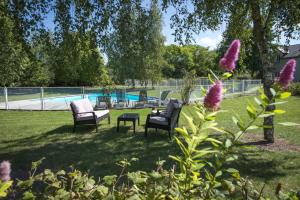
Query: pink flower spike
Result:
<box><xmin>278</xmin><ymin>59</ymin><xmax>296</xmax><ymax>88</ymax></box>
<box><xmin>0</xmin><ymin>161</ymin><xmax>11</xmax><ymax>182</ymax></box>
<box><xmin>219</xmin><ymin>39</ymin><xmax>241</xmax><ymax>71</ymax></box>
<box><xmin>204</xmin><ymin>80</ymin><xmax>223</xmax><ymax>110</ymax></box>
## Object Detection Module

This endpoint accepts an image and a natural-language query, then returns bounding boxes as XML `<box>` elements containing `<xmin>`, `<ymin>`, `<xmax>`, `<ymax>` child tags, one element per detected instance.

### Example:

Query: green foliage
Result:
<box><xmin>180</xmin><ymin>70</ymin><xmax>196</xmax><ymax>104</ymax></box>
<box><xmin>0</xmin><ymin>180</ymin><xmax>13</xmax><ymax>198</ymax></box>
<box><xmin>163</xmin><ymin>44</ymin><xmax>216</xmax><ymax>78</ymax></box>
<box><xmin>107</xmin><ymin>0</ymin><xmax>165</xmax><ymax>86</ymax></box>
<box><xmin>287</xmin><ymin>83</ymin><xmax>300</xmax><ymax>96</ymax></box>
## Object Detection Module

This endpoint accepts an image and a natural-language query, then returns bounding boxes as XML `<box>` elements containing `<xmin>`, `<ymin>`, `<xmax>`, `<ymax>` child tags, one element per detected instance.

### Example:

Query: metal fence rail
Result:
<box><xmin>0</xmin><ymin>79</ymin><xmax>261</xmax><ymax>110</ymax></box>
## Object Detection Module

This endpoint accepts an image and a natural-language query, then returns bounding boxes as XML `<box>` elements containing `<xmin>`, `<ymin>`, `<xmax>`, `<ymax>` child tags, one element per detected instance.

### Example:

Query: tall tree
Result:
<box><xmin>107</xmin><ymin>0</ymin><xmax>165</xmax><ymax>87</ymax></box>
<box><xmin>143</xmin><ymin>0</ymin><xmax>165</xmax><ymax>87</ymax></box>
<box><xmin>163</xmin><ymin>0</ymin><xmax>300</xmax><ymax>142</ymax></box>
<box><xmin>0</xmin><ymin>0</ymin><xmax>50</xmax><ymax>86</ymax></box>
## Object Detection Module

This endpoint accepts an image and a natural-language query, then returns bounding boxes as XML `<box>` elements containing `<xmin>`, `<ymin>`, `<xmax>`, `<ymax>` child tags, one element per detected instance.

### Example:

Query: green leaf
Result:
<box><xmin>254</xmin><ymin>97</ymin><xmax>262</xmax><ymax>106</ymax></box>
<box><xmin>269</xmin><ymin>101</ymin><xmax>288</xmax><ymax>106</ymax></box>
<box><xmin>226</xmin><ymin>168</ymin><xmax>239</xmax><ymax>173</ymax></box>
<box><xmin>278</xmin><ymin>92</ymin><xmax>291</xmax><ymax>99</ymax></box>
<box><xmin>259</xmin><ymin>113</ymin><xmax>275</xmax><ymax>118</ymax></box>
<box><xmin>97</xmin><ymin>185</ymin><xmax>109</xmax><ymax>196</ymax></box>
<box><xmin>225</xmin><ymin>139</ymin><xmax>232</xmax><ymax>148</ymax></box>
<box><xmin>247</xmin><ymin>125</ymin><xmax>259</xmax><ymax>130</ymax></box>
<box><xmin>0</xmin><ymin>181</ymin><xmax>13</xmax><ymax>192</ymax></box>
<box><xmin>278</xmin><ymin>122</ymin><xmax>300</xmax><ymax>126</ymax></box>
<box><xmin>31</xmin><ymin>157</ymin><xmax>45</xmax><ymax>170</ymax></box>
<box><xmin>232</xmin><ymin>116</ymin><xmax>238</xmax><ymax>125</ymax></box>
<box><xmin>208</xmin><ymin>73</ymin><xmax>215</xmax><ymax>84</ymax></box>
<box><xmin>128</xmin><ymin>172</ymin><xmax>147</xmax><ymax>184</ymax></box>
<box><xmin>22</xmin><ymin>191</ymin><xmax>36</xmax><ymax>200</ymax></box>
<box><xmin>222</xmin><ymin>72</ymin><xmax>232</xmax><ymax>79</ymax></box>
<box><xmin>246</xmin><ymin>105</ymin><xmax>256</xmax><ymax>119</ymax></box>
<box><xmin>215</xmin><ymin>171</ymin><xmax>222</xmax><ymax>177</ymax></box>
<box><xmin>223</xmin><ymin>180</ymin><xmax>235</xmax><ymax>193</ymax></box>
<box><xmin>149</xmin><ymin>171</ymin><xmax>162</xmax><ymax>180</ymax></box>
<box><xmin>0</xmin><ymin>181</ymin><xmax>13</xmax><ymax>197</ymax></box>
<box><xmin>273</xmin><ymin>109</ymin><xmax>286</xmax><ymax>114</ymax></box>
<box><xmin>103</xmin><ymin>175</ymin><xmax>117</xmax><ymax>186</ymax></box>
<box><xmin>270</xmin><ymin>88</ymin><xmax>276</xmax><ymax>97</ymax></box>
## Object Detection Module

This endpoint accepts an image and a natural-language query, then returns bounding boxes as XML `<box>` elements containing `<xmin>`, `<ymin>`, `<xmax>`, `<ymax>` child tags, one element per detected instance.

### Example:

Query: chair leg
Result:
<box><xmin>168</xmin><ymin>130</ymin><xmax>171</xmax><ymax>139</ymax></box>
<box><xmin>96</xmin><ymin>124</ymin><xmax>98</xmax><ymax>133</ymax></box>
<box><xmin>108</xmin><ymin>115</ymin><xmax>111</xmax><ymax>124</ymax></box>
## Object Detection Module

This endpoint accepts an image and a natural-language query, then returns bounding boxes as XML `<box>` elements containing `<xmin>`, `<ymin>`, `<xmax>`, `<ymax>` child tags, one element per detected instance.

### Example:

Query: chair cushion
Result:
<box><xmin>94</xmin><ymin>110</ymin><xmax>109</xmax><ymax>118</ymax></box>
<box><xmin>71</xmin><ymin>99</ymin><xmax>94</xmax><ymax>113</ymax></box>
<box><xmin>149</xmin><ymin>116</ymin><xmax>168</xmax><ymax>125</ymax></box>
<box><xmin>77</xmin><ymin>110</ymin><xmax>109</xmax><ymax>121</ymax></box>
<box><xmin>77</xmin><ymin>113</ymin><xmax>94</xmax><ymax>121</ymax></box>
<box><xmin>166</xmin><ymin>101</ymin><xmax>176</xmax><ymax>118</ymax></box>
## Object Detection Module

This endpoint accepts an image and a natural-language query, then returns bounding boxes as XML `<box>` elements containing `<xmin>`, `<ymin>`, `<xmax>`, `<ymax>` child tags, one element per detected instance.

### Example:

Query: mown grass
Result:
<box><xmin>0</xmin><ymin>96</ymin><xmax>299</xmax><ymax>197</ymax></box>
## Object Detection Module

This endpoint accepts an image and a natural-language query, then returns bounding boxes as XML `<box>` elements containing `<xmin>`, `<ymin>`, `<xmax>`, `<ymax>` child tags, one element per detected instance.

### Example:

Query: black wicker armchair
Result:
<box><xmin>145</xmin><ymin>100</ymin><xmax>182</xmax><ymax>139</ymax></box>
<box><xmin>70</xmin><ymin>99</ymin><xmax>110</xmax><ymax>132</ymax></box>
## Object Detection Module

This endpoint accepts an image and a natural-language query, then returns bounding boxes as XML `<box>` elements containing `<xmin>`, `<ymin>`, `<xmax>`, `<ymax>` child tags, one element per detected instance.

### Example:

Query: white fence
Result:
<box><xmin>0</xmin><ymin>79</ymin><xmax>261</xmax><ymax>110</ymax></box>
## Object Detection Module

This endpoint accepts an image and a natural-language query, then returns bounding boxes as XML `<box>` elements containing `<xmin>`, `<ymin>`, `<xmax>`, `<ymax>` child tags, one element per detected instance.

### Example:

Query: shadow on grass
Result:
<box><xmin>0</xmin><ymin>124</ymin><xmax>179</xmax><ymax>179</ymax></box>
<box><xmin>0</xmin><ymin>124</ymin><xmax>297</xmax><ymax>182</ymax></box>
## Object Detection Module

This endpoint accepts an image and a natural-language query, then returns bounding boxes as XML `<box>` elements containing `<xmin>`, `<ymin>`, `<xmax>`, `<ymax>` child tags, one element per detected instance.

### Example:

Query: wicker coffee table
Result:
<box><xmin>117</xmin><ymin>113</ymin><xmax>140</xmax><ymax>134</ymax></box>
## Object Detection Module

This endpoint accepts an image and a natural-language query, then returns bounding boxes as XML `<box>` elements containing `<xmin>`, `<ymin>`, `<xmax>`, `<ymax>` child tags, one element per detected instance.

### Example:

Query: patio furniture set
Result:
<box><xmin>95</xmin><ymin>89</ymin><xmax>172</xmax><ymax>110</ymax></box>
<box><xmin>70</xmin><ymin>92</ymin><xmax>182</xmax><ymax>138</ymax></box>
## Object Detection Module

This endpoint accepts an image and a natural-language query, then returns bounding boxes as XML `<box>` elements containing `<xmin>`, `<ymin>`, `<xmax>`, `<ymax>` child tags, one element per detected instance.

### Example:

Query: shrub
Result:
<box><xmin>287</xmin><ymin>82</ymin><xmax>300</xmax><ymax>96</ymax></box>
<box><xmin>180</xmin><ymin>70</ymin><xmax>196</xmax><ymax>104</ymax></box>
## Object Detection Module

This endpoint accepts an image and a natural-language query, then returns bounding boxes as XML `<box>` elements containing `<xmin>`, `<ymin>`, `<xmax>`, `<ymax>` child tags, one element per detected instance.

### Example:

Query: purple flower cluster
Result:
<box><xmin>278</xmin><ymin>59</ymin><xmax>296</xmax><ymax>88</ymax></box>
<box><xmin>0</xmin><ymin>161</ymin><xmax>11</xmax><ymax>182</ymax></box>
<box><xmin>219</xmin><ymin>39</ymin><xmax>241</xmax><ymax>71</ymax></box>
<box><xmin>204</xmin><ymin>80</ymin><xmax>223</xmax><ymax>110</ymax></box>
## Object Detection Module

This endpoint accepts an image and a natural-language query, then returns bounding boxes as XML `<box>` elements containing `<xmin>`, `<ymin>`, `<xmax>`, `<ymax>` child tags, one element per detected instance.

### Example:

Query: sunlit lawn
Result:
<box><xmin>0</xmin><ymin>96</ymin><xmax>299</xmax><ymax>196</ymax></box>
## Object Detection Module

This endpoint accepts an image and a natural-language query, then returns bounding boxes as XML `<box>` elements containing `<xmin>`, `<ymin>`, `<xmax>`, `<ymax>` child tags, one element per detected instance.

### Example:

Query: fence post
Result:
<box><xmin>82</xmin><ymin>86</ymin><xmax>85</xmax><ymax>99</ymax></box>
<box><xmin>40</xmin><ymin>87</ymin><xmax>44</xmax><ymax>110</ymax></box>
<box><xmin>159</xmin><ymin>86</ymin><xmax>161</xmax><ymax>106</ymax></box>
<box><xmin>232</xmin><ymin>79</ymin><xmax>235</xmax><ymax>93</ymax></box>
<box><xmin>242</xmin><ymin>80</ymin><xmax>245</xmax><ymax>94</ymax></box>
<box><xmin>4</xmin><ymin>87</ymin><xmax>8</xmax><ymax>110</ymax></box>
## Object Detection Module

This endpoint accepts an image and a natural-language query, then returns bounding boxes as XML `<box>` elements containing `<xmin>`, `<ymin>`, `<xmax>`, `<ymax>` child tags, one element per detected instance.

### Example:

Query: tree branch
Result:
<box><xmin>264</xmin><ymin>0</ymin><xmax>277</xmax><ymax>29</ymax></box>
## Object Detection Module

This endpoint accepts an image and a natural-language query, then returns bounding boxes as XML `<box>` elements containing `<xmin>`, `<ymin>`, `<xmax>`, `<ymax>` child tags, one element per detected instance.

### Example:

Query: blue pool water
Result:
<box><xmin>46</xmin><ymin>93</ymin><xmax>156</xmax><ymax>103</ymax></box>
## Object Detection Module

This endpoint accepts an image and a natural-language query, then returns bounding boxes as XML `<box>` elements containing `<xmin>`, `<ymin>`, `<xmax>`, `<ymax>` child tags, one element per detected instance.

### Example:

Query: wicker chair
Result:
<box><xmin>70</xmin><ymin>99</ymin><xmax>110</xmax><ymax>132</ymax></box>
<box><xmin>145</xmin><ymin>100</ymin><xmax>182</xmax><ymax>139</ymax></box>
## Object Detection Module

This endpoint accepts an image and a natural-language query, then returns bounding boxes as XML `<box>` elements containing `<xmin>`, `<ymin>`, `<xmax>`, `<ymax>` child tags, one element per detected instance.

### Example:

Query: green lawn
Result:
<box><xmin>0</xmin><ymin>96</ymin><xmax>300</xmax><ymax>196</ymax></box>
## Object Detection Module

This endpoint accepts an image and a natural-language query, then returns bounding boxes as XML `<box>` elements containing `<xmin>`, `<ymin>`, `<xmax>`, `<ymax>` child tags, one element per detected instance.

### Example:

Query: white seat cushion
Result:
<box><xmin>94</xmin><ymin>110</ymin><xmax>109</xmax><ymax>118</ymax></box>
<box><xmin>149</xmin><ymin>116</ymin><xmax>168</xmax><ymax>125</ymax></box>
<box><xmin>77</xmin><ymin>113</ymin><xmax>94</xmax><ymax>121</ymax></box>
<box><xmin>76</xmin><ymin>110</ymin><xmax>109</xmax><ymax>121</ymax></box>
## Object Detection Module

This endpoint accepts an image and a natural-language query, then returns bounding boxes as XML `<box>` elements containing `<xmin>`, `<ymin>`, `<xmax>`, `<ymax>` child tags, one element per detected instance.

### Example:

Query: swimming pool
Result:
<box><xmin>46</xmin><ymin>93</ymin><xmax>157</xmax><ymax>104</ymax></box>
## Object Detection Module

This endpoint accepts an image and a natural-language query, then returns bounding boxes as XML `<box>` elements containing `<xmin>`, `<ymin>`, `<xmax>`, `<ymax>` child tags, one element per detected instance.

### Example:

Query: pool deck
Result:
<box><xmin>0</xmin><ymin>99</ymin><xmax>71</xmax><ymax>110</ymax></box>
<box><xmin>0</xmin><ymin>98</ymin><xmax>140</xmax><ymax>110</ymax></box>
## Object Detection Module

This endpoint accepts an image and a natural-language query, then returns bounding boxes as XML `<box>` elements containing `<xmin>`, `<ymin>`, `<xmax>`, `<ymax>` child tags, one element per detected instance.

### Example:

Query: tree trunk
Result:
<box><xmin>250</xmin><ymin>0</ymin><xmax>275</xmax><ymax>143</ymax></box>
